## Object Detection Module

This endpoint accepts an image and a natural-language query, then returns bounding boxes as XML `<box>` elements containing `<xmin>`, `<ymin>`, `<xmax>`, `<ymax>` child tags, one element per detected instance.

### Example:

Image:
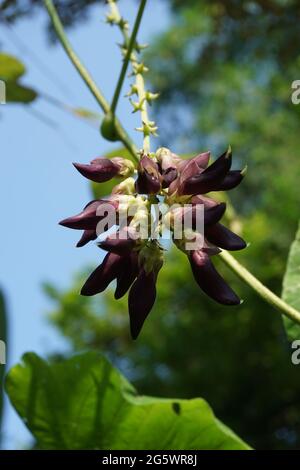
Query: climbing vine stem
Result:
<box><xmin>44</xmin><ymin>0</ymin><xmax>138</xmax><ymax>160</ymax></box>
<box><xmin>220</xmin><ymin>250</ymin><xmax>300</xmax><ymax>326</ymax></box>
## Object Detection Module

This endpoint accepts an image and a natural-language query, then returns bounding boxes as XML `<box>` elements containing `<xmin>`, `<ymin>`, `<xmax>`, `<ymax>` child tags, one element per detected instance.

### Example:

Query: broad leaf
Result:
<box><xmin>282</xmin><ymin>221</ymin><xmax>300</xmax><ymax>341</ymax></box>
<box><xmin>5</xmin><ymin>352</ymin><xmax>250</xmax><ymax>450</ymax></box>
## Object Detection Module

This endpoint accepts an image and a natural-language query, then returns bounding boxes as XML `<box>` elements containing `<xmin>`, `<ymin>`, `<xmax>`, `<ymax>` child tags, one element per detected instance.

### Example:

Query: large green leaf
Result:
<box><xmin>282</xmin><ymin>222</ymin><xmax>300</xmax><ymax>341</ymax></box>
<box><xmin>5</xmin><ymin>352</ymin><xmax>250</xmax><ymax>450</ymax></box>
<box><xmin>0</xmin><ymin>53</ymin><xmax>37</xmax><ymax>104</ymax></box>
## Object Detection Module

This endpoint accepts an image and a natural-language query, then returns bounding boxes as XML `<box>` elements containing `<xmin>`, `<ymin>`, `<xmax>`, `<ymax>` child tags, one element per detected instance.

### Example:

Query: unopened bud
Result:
<box><xmin>100</xmin><ymin>113</ymin><xmax>118</xmax><ymax>142</ymax></box>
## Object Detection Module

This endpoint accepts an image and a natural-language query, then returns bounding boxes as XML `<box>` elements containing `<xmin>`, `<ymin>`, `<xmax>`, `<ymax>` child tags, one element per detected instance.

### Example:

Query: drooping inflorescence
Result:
<box><xmin>60</xmin><ymin>147</ymin><xmax>247</xmax><ymax>339</ymax></box>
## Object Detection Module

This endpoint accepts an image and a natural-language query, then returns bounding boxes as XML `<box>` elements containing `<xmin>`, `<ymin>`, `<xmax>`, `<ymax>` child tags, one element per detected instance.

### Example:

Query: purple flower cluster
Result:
<box><xmin>60</xmin><ymin>147</ymin><xmax>246</xmax><ymax>338</ymax></box>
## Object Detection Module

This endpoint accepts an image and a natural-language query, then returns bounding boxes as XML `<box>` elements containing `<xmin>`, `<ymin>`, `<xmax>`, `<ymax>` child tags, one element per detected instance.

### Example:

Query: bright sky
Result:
<box><xmin>0</xmin><ymin>0</ymin><xmax>170</xmax><ymax>449</ymax></box>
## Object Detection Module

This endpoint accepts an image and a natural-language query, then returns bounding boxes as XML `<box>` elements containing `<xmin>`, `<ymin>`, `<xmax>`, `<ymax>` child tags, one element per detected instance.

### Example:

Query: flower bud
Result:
<box><xmin>128</xmin><ymin>269</ymin><xmax>157</xmax><ymax>340</ymax></box>
<box><xmin>178</xmin><ymin>147</ymin><xmax>232</xmax><ymax>195</ymax></box>
<box><xmin>73</xmin><ymin>159</ymin><xmax>119</xmax><ymax>183</ymax></box>
<box><xmin>76</xmin><ymin>229</ymin><xmax>97</xmax><ymax>248</ymax></box>
<box><xmin>135</xmin><ymin>155</ymin><xmax>161</xmax><ymax>194</ymax></box>
<box><xmin>98</xmin><ymin>227</ymin><xmax>139</xmax><ymax>256</ymax></box>
<box><xmin>205</xmin><ymin>223</ymin><xmax>247</xmax><ymax>251</ymax></box>
<box><xmin>59</xmin><ymin>200</ymin><xmax>108</xmax><ymax>230</ymax></box>
<box><xmin>81</xmin><ymin>252</ymin><xmax>123</xmax><ymax>296</ymax></box>
<box><xmin>114</xmin><ymin>253</ymin><xmax>139</xmax><ymax>300</ymax></box>
<box><xmin>189</xmin><ymin>250</ymin><xmax>240</xmax><ymax>305</ymax></box>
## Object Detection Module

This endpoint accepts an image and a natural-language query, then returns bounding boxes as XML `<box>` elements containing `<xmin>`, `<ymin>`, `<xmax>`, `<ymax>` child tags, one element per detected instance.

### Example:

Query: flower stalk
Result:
<box><xmin>108</xmin><ymin>0</ymin><xmax>158</xmax><ymax>153</ymax></box>
<box><xmin>219</xmin><ymin>250</ymin><xmax>300</xmax><ymax>326</ymax></box>
<box><xmin>110</xmin><ymin>0</ymin><xmax>147</xmax><ymax>116</ymax></box>
<box><xmin>44</xmin><ymin>0</ymin><xmax>138</xmax><ymax>160</ymax></box>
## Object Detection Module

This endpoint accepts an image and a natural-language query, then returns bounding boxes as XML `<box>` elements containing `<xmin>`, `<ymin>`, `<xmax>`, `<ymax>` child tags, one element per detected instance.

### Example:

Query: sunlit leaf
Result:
<box><xmin>5</xmin><ymin>352</ymin><xmax>251</xmax><ymax>450</ymax></box>
<box><xmin>282</xmin><ymin>221</ymin><xmax>300</xmax><ymax>341</ymax></box>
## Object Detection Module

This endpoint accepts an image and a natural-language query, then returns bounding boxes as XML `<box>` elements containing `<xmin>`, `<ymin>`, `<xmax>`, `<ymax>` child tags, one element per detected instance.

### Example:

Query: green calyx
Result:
<box><xmin>138</xmin><ymin>242</ymin><xmax>164</xmax><ymax>275</ymax></box>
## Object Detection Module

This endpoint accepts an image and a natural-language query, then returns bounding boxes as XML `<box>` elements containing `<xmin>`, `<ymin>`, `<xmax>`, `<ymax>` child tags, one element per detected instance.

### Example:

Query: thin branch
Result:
<box><xmin>43</xmin><ymin>0</ymin><xmax>138</xmax><ymax>161</ymax></box>
<box><xmin>219</xmin><ymin>250</ymin><xmax>300</xmax><ymax>326</ymax></box>
<box><xmin>110</xmin><ymin>0</ymin><xmax>147</xmax><ymax>115</ymax></box>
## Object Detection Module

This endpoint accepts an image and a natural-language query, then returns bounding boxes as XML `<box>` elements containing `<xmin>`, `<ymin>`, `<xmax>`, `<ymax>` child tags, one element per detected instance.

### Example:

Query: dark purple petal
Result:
<box><xmin>174</xmin><ymin>203</ymin><xmax>226</xmax><ymax>230</ymax></box>
<box><xmin>162</xmin><ymin>167</ymin><xmax>178</xmax><ymax>188</ymax></box>
<box><xmin>204</xmin><ymin>147</ymin><xmax>232</xmax><ymax>175</ymax></box>
<box><xmin>203</xmin><ymin>202</ymin><xmax>226</xmax><ymax>226</ymax></box>
<box><xmin>205</xmin><ymin>223</ymin><xmax>247</xmax><ymax>251</ymax></box>
<box><xmin>191</xmin><ymin>195</ymin><xmax>219</xmax><ymax>209</ymax></box>
<box><xmin>59</xmin><ymin>200</ymin><xmax>117</xmax><ymax>231</ymax></box>
<box><xmin>115</xmin><ymin>253</ymin><xmax>139</xmax><ymax>300</ymax></box>
<box><xmin>98</xmin><ymin>228</ymin><xmax>137</xmax><ymax>256</ymax></box>
<box><xmin>128</xmin><ymin>270</ymin><xmax>157</xmax><ymax>339</ymax></box>
<box><xmin>168</xmin><ymin>176</ymin><xmax>180</xmax><ymax>195</ymax></box>
<box><xmin>81</xmin><ymin>252</ymin><xmax>123</xmax><ymax>296</ymax></box>
<box><xmin>192</xmin><ymin>151</ymin><xmax>211</xmax><ymax>169</ymax></box>
<box><xmin>59</xmin><ymin>200</ymin><xmax>104</xmax><ymax>230</ymax></box>
<box><xmin>76</xmin><ymin>229</ymin><xmax>97</xmax><ymax>247</ymax></box>
<box><xmin>135</xmin><ymin>156</ymin><xmax>161</xmax><ymax>194</ymax></box>
<box><xmin>179</xmin><ymin>148</ymin><xmax>232</xmax><ymax>195</ymax></box>
<box><xmin>213</xmin><ymin>169</ymin><xmax>245</xmax><ymax>191</ymax></box>
<box><xmin>177</xmin><ymin>151</ymin><xmax>210</xmax><ymax>172</ymax></box>
<box><xmin>73</xmin><ymin>159</ymin><xmax>119</xmax><ymax>183</ymax></box>
<box><xmin>179</xmin><ymin>160</ymin><xmax>203</xmax><ymax>183</ymax></box>
<box><xmin>189</xmin><ymin>250</ymin><xmax>240</xmax><ymax>305</ymax></box>
<box><xmin>202</xmin><ymin>243</ymin><xmax>221</xmax><ymax>256</ymax></box>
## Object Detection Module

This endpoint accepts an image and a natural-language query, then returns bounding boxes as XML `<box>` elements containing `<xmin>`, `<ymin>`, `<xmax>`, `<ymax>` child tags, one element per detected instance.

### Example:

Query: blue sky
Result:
<box><xmin>0</xmin><ymin>0</ymin><xmax>170</xmax><ymax>449</ymax></box>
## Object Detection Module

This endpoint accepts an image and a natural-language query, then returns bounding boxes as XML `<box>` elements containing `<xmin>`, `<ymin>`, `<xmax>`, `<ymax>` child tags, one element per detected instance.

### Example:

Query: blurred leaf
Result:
<box><xmin>5</xmin><ymin>82</ymin><xmax>37</xmax><ymax>103</ymax></box>
<box><xmin>0</xmin><ymin>53</ymin><xmax>25</xmax><ymax>81</ymax></box>
<box><xmin>5</xmin><ymin>352</ymin><xmax>250</xmax><ymax>450</ymax></box>
<box><xmin>282</xmin><ymin>221</ymin><xmax>300</xmax><ymax>341</ymax></box>
<box><xmin>71</xmin><ymin>107</ymin><xmax>101</xmax><ymax>124</ymax></box>
<box><xmin>0</xmin><ymin>53</ymin><xmax>37</xmax><ymax>104</ymax></box>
